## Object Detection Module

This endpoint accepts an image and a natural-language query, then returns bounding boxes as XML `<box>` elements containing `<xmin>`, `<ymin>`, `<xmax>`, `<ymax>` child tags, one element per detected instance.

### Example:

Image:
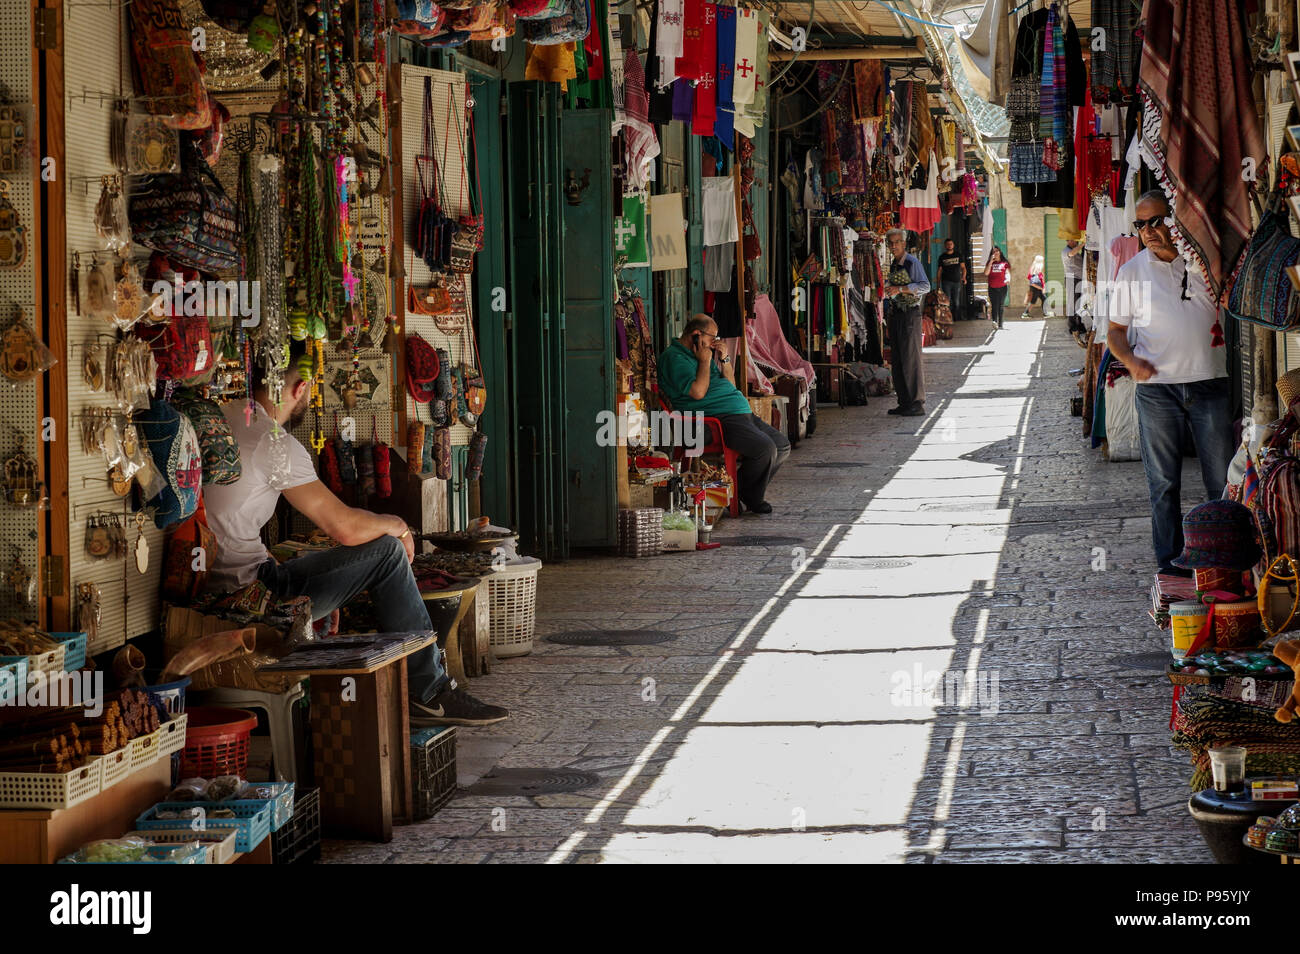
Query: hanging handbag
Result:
<box><xmin>171</xmin><ymin>388</ymin><xmax>240</xmax><ymax>484</ymax></box>
<box><xmin>456</xmin><ymin>312</ymin><xmax>487</xmax><ymax>427</ymax></box>
<box><xmin>130</xmin><ymin>140</ymin><xmax>241</xmax><ymax>272</ymax></box>
<box><xmin>414</xmin><ymin>77</ymin><xmax>452</xmax><ymax>271</ymax></box>
<box><xmin>407</xmin><ymin>421</ymin><xmax>426</xmax><ymax>475</ymax></box>
<box><xmin>432</xmin><ymin>426</ymin><xmax>452</xmax><ymax>479</ymax></box>
<box><xmin>444</xmin><ymin>86</ymin><xmax>482</xmax><ymax>273</ymax></box>
<box><xmin>128</xmin><ymin>0</ymin><xmax>211</xmax><ymax>130</ymax></box>
<box><xmin>448</xmin><ymin>1</ymin><xmax>496</xmax><ymax>32</ymax></box>
<box><xmin>521</xmin><ymin>0</ymin><xmax>589</xmax><ymax>43</ymax></box>
<box><xmin>1228</xmin><ymin>184</ymin><xmax>1300</xmax><ymax>331</ymax></box>
<box><xmin>466</xmin><ymin>428</ymin><xmax>487</xmax><ymax>481</ymax></box>
<box><xmin>408</xmin><ymin>273</ymin><xmax>453</xmax><ymax>315</ymax></box>
<box><xmin>434</xmin><ymin>348</ymin><xmax>454</xmax><ymax>399</ymax></box>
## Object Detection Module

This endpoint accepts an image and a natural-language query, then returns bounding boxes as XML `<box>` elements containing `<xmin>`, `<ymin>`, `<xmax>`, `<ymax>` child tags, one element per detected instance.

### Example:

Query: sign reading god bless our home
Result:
<box><xmin>648</xmin><ymin>193</ymin><xmax>688</xmax><ymax>272</ymax></box>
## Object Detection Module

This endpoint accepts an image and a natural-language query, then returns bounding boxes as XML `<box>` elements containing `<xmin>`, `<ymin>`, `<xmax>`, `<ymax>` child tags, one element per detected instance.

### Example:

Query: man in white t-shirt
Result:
<box><xmin>203</xmin><ymin>340</ymin><xmax>508</xmax><ymax>727</ymax></box>
<box><xmin>1102</xmin><ymin>191</ymin><xmax>1234</xmax><ymax>575</ymax></box>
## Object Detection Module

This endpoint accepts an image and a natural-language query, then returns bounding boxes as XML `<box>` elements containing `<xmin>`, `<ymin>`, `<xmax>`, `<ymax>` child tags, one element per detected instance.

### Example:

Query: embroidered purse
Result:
<box><xmin>1228</xmin><ymin>185</ymin><xmax>1300</xmax><ymax>331</ymax></box>
<box><xmin>171</xmin><ymin>388</ymin><xmax>240</xmax><ymax>485</ymax></box>
<box><xmin>130</xmin><ymin>140</ymin><xmax>241</xmax><ymax>272</ymax></box>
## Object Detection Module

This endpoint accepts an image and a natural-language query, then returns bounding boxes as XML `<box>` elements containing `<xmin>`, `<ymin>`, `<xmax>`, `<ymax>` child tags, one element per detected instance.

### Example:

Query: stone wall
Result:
<box><xmin>997</xmin><ymin>173</ymin><xmax>1052</xmax><ymax>309</ymax></box>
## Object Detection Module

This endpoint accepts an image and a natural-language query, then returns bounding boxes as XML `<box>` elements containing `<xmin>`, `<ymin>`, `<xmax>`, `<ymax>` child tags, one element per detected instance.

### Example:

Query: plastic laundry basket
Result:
<box><xmin>486</xmin><ymin>557</ymin><xmax>542</xmax><ymax>658</ymax></box>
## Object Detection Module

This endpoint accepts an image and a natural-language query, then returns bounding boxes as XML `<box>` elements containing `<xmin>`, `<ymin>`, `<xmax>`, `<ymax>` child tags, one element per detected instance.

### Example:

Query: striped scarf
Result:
<box><xmin>1038</xmin><ymin>5</ymin><xmax>1057</xmax><ymax>142</ymax></box>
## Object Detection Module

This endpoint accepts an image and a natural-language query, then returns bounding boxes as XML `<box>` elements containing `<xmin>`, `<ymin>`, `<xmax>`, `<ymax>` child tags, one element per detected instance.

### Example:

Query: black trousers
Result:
<box><xmin>886</xmin><ymin>305</ymin><xmax>925</xmax><ymax>409</ymax></box>
<box><xmin>717</xmin><ymin>413</ymin><xmax>791</xmax><ymax>507</ymax></box>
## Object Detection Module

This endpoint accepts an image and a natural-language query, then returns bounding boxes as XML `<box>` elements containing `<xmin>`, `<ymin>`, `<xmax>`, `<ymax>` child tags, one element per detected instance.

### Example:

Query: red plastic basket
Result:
<box><xmin>179</xmin><ymin>706</ymin><xmax>258</xmax><ymax>779</ymax></box>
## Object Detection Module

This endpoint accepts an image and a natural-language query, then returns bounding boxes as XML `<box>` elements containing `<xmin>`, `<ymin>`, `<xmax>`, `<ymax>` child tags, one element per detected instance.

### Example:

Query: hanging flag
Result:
<box><xmin>714</xmin><ymin>1</ymin><xmax>736</xmax><ymax>150</ymax></box>
<box><xmin>750</xmin><ymin>9</ymin><xmax>770</xmax><ymax>128</ymax></box>
<box><xmin>692</xmin><ymin>2</ymin><xmax>717</xmax><ymax>136</ymax></box>
<box><xmin>677</xmin><ymin>0</ymin><xmax>706</xmax><ymax>80</ymax></box>
<box><xmin>672</xmin><ymin>80</ymin><xmax>693</xmax><ymax>121</ymax></box>
<box><xmin>583</xmin><ymin>0</ymin><xmax>604</xmax><ymax>80</ymax></box>
<box><xmin>616</xmin><ymin>192</ymin><xmax>650</xmax><ymax>267</ymax></box>
<box><xmin>655</xmin><ymin>0</ymin><xmax>685</xmax><ymax>89</ymax></box>
<box><xmin>731</xmin><ymin>6</ymin><xmax>758</xmax><ymax>137</ymax></box>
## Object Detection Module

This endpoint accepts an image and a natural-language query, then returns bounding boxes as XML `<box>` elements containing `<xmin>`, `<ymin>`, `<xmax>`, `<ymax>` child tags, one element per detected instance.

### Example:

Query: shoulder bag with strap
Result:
<box><xmin>446</xmin><ymin>84</ymin><xmax>482</xmax><ymax>273</ymax></box>
<box><xmin>1227</xmin><ymin>169</ymin><xmax>1300</xmax><ymax>331</ymax></box>
<box><xmin>130</xmin><ymin>139</ymin><xmax>241</xmax><ymax>272</ymax></box>
<box><xmin>414</xmin><ymin>77</ymin><xmax>453</xmax><ymax>271</ymax></box>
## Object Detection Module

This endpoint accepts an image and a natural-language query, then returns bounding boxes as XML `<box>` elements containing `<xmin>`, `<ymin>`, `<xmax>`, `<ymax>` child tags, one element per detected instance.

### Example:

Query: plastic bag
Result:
<box><xmin>203</xmin><ymin>775</ymin><xmax>243</xmax><ymax>801</ymax></box>
<box><xmin>167</xmin><ymin>778</ymin><xmax>208</xmax><ymax>801</ymax></box>
<box><xmin>71</xmin><ymin>837</ymin><xmax>150</xmax><ymax>863</ymax></box>
<box><xmin>662</xmin><ymin>511</ymin><xmax>695</xmax><ymax>531</ymax></box>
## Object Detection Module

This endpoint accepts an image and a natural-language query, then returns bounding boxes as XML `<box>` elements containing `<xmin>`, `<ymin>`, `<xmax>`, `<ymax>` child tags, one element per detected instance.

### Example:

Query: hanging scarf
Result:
<box><xmin>731</xmin><ymin>6</ymin><xmax>758</xmax><ymax>137</ymax></box>
<box><xmin>1037</xmin><ymin>4</ymin><xmax>1058</xmax><ymax>144</ymax></box>
<box><xmin>655</xmin><ymin>0</ymin><xmax>684</xmax><ymax>88</ymax></box>
<box><xmin>677</xmin><ymin>0</ymin><xmax>706</xmax><ymax>80</ymax></box>
<box><xmin>622</xmin><ymin>50</ymin><xmax>660</xmax><ymax>191</ymax></box>
<box><xmin>713</xmin><ymin>2</ymin><xmax>736</xmax><ymax>150</ymax></box>
<box><xmin>1138</xmin><ymin>0</ymin><xmax>1267</xmax><ymax>296</ymax></box>
<box><xmin>750</xmin><ymin>9</ymin><xmax>770</xmax><ymax>129</ymax></box>
<box><xmin>1091</xmin><ymin>0</ymin><xmax>1140</xmax><ymax>105</ymax></box>
<box><xmin>692</xmin><ymin>2</ymin><xmax>718</xmax><ymax>136</ymax></box>
<box><xmin>854</xmin><ymin>60</ymin><xmax>884</xmax><ymax>122</ymax></box>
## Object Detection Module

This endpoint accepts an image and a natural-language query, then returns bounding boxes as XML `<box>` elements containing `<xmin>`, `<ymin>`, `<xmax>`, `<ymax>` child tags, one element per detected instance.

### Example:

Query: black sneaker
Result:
<box><xmin>887</xmin><ymin>406</ymin><xmax>908</xmax><ymax>415</ymax></box>
<box><xmin>899</xmin><ymin>405</ymin><xmax>925</xmax><ymax>417</ymax></box>
<box><xmin>744</xmin><ymin>500</ymin><xmax>773</xmax><ymax>514</ymax></box>
<box><xmin>411</xmin><ymin>687</ymin><xmax>509</xmax><ymax>727</ymax></box>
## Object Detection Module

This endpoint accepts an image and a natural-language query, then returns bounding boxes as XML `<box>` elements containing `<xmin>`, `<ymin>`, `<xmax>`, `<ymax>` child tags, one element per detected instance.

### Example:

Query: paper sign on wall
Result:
<box><xmin>649</xmin><ymin>193</ymin><xmax>688</xmax><ymax>272</ymax></box>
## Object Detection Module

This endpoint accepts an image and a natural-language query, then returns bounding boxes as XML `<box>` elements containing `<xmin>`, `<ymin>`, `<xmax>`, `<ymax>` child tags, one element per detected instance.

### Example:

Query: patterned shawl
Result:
<box><xmin>1091</xmin><ymin>0</ymin><xmax>1140</xmax><ymax>104</ymax></box>
<box><xmin>1138</xmin><ymin>0</ymin><xmax>1266</xmax><ymax>296</ymax></box>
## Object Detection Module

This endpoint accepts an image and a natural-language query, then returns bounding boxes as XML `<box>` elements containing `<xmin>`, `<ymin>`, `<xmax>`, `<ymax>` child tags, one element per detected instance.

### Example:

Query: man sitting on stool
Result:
<box><xmin>204</xmin><ymin>339</ymin><xmax>509</xmax><ymax>728</ymax></box>
<box><xmin>657</xmin><ymin>315</ymin><xmax>790</xmax><ymax>515</ymax></box>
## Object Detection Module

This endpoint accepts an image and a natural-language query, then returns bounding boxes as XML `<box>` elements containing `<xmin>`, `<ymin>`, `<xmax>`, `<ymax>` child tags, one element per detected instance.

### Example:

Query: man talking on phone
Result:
<box><xmin>657</xmin><ymin>315</ymin><xmax>790</xmax><ymax>514</ymax></box>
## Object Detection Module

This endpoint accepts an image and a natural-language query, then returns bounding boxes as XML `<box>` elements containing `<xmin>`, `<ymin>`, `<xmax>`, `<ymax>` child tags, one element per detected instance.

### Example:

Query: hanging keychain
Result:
<box><xmin>0</xmin><ymin>179</ymin><xmax>27</xmax><ymax>268</ymax></box>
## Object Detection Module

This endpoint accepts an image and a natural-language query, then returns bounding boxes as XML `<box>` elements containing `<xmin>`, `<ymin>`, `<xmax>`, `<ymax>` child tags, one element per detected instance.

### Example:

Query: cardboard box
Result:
<box><xmin>628</xmin><ymin>483</ymin><xmax>657</xmax><ymax>509</ymax></box>
<box><xmin>661</xmin><ymin>527</ymin><xmax>698</xmax><ymax>552</ymax></box>
<box><xmin>1251</xmin><ymin>779</ymin><xmax>1300</xmax><ymax>800</ymax></box>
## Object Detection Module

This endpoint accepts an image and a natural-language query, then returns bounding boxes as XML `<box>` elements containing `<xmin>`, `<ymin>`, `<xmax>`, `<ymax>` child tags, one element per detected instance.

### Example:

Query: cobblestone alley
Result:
<box><xmin>324</xmin><ymin>317</ymin><xmax>1212</xmax><ymax>864</ymax></box>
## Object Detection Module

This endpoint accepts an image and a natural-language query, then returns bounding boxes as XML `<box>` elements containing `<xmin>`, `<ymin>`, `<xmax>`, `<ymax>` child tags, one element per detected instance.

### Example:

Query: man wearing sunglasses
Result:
<box><xmin>657</xmin><ymin>315</ymin><xmax>791</xmax><ymax>515</ymax></box>
<box><xmin>1101</xmin><ymin>191</ymin><xmax>1233</xmax><ymax>576</ymax></box>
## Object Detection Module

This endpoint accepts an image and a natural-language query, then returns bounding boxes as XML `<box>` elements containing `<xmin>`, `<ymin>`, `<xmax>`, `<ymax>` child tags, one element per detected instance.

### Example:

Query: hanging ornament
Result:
<box><xmin>0</xmin><ymin>105</ymin><xmax>27</xmax><ymax>175</ymax></box>
<box><xmin>76</xmin><ymin>582</ymin><xmax>102</xmax><ymax>644</ymax></box>
<box><xmin>247</xmin><ymin>3</ymin><xmax>281</xmax><ymax>53</ymax></box>
<box><xmin>0</xmin><ymin>179</ymin><xmax>27</xmax><ymax>269</ymax></box>
<box><xmin>2</xmin><ymin>440</ymin><xmax>41</xmax><ymax>506</ymax></box>
<box><xmin>6</xmin><ymin>548</ymin><xmax>35</xmax><ymax>606</ymax></box>
<box><xmin>0</xmin><ymin>316</ymin><xmax>54</xmax><ymax>382</ymax></box>
<box><xmin>134</xmin><ymin>512</ymin><xmax>150</xmax><ymax>574</ymax></box>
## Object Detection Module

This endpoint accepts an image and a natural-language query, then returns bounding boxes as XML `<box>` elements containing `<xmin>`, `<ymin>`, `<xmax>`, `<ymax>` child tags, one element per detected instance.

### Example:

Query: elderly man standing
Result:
<box><xmin>1102</xmin><ymin>191</ymin><xmax>1234</xmax><ymax>575</ymax></box>
<box><xmin>883</xmin><ymin>228</ymin><xmax>931</xmax><ymax>417</ymax></box>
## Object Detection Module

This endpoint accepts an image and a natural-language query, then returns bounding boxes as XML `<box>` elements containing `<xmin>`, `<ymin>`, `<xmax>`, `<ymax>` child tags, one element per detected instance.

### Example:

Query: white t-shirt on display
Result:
<box><xmin>204</xmin><ymin>402</ymin><xmax>319</xmax><ymax>592</ymax></box>
<box><xmin>1100</xmin><ymin>248</ymin><xmax>1227</xmax><ymax>385</ymax></box>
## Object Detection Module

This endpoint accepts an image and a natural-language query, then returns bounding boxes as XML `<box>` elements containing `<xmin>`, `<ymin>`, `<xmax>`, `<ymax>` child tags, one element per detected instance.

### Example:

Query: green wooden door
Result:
<box><xmin>464</xmin><ymin>68</ymin><xmax>511</xmax><ymax>525</ymax></box>
<box><xmin>561</xmin><ymin>108</ymin><xmax>616</xmax><ymax>548</ymax></box>
<box><xmin>657</xmin><ymin>123</ymin><xmax>689</xmax><ymax>345</ymax></box>
<box><xmin>506</xmin><ymin>82</ymin><xmax>568</xmax><ymax>559</ymax></box>
<box><xmin>1043</xmin><ymin>213</ymin><xmax>1065</xmax><ymax>313</ymax></box>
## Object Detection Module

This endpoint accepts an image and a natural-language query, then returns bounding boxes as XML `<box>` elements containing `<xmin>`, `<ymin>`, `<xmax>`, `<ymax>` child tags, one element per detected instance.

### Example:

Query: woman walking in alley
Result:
<box><xmin>985</xmin><ymin>246</ymin><xmax>1010</xmax><ymax>329</ymax></box>
<box><xmin>1022</xmin><ymin>254</ymin><xmax>1047</xmax><ymax>319</ymax></box>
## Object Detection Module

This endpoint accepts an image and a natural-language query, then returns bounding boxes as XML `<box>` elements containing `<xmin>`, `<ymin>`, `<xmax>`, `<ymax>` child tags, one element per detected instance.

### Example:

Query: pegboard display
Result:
<box><xmin>399</xmin><ymin>66</ymin><xmax>476</xmax><ymax>450</ymax></box>
<box><xmin>63</xmin><ymin>0</ymin><xmax>164</xmax><ymax>654</ymax></box>
<box><xmin>0</xmin><ymin>0</ymin><xmax>42</xmax><ymax>622</ymax></box>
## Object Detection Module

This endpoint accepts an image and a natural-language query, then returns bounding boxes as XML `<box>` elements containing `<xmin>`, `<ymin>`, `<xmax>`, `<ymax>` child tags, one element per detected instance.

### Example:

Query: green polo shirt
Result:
<box><xmin>657</xmin><ymin>340</ymin><xmax>753</xmax><ymax>417</ymax></box>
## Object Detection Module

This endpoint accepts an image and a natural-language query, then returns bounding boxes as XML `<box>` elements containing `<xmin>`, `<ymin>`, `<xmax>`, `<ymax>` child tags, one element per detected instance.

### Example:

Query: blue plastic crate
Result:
<box><xmin>142</xmin><ymin>676</ymin><xmax>190</xmax><ymax>716</ymax></box>
<box><xmin>0</xmin><ymin>658</ymin><xmax>26</xmax><ymax>706</ymax></box>
<box><xmin>136</xmin><ymin>801</ymin><xmax>272</xmax><ymax>853</ymax></box>
<box><xmin>237</xmin><ymin>781</ymin><xmax>296</xmax><ymax>832</ymax></box>
<box><xmin>49</xmin><ymin>633</ymin><xmax>88</xmax><ymax>672</ymax></box>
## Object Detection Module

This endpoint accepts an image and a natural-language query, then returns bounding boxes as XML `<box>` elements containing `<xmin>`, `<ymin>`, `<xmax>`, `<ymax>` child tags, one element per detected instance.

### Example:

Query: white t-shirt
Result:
<box><xmin>702</xmin><ymin>175</ymin><xmax>738</xmax><ymax>246</ymax></box>
<box><xmin>1101</xmin><ymin>248</ymin><xmax>1227</xmax><ymax>385</ymax></box>
<box><xmin>204</xmin><ymin>402</ymin><xmax>319</xmax><ymax>592</ymax></box>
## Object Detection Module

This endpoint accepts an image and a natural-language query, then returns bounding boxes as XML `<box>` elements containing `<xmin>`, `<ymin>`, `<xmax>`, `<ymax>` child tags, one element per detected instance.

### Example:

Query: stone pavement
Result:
<box><xmin>322</xmin><ymin>315</ymin><xmax>1213</xmax><ymax>864</ymax></box>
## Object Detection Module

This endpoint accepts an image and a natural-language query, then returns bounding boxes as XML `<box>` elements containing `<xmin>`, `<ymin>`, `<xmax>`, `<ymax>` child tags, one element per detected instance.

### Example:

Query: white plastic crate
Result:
<box><xmin>130</xmin><ymin>728</ymin><xmax>162</xmax><ymax>771</ymax></box>
<box><xmin>98</xmin><ymin>748</ymin><xmax>132</xmax><ymax>790</ymax></box>
<box><xmin>158</xmin><ymin>713</ymin><xmax>188</xmax><ymax>757</ymax></box>
<box><xmin>486</xmin><ymin>557</ymin><xmax>542</xmax><ymax>658</ymax></box>
<box><xmin>0</xmin><ymin>760</ymin><xmax>102</xmax><ymax>810</ymax></box>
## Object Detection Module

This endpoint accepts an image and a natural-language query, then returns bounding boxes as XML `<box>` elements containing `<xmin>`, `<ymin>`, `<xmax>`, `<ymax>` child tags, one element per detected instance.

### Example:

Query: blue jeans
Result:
<box><xmin>256</xmin><ymin>536</ymin><xmax>450</xmax><ymax>704</ymax></box>
<box><xmin>1134</xmin><ymin>378</ymin><xmax>1235</xmax><ymax>571</ymax></box>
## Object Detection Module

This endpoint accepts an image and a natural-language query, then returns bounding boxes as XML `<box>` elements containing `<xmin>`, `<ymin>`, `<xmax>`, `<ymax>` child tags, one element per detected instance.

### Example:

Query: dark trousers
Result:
<box><xmin>989</xmin><ymin>287</ymin><xmax>1008</xmax><ymax>326</ymax></box>
<box><xmin>718</xmin><ymin>413</ymin><xmax>791</xmax><ymax>507</ymax></box>
<box><xmin>257</xmin><ymin>536</ymin><xmax>450</xmax><ymax>704</ymax></box>
<box><xmin>1134</xmin><ymin>378</ymin><xmax>1235</xmax><ymax>572</ymax></box>
<box><xmin>940</xmin><ymin>280</ymin><xmax>963</xmax><ymax>317</ymax></box>
<box><xmin>886</xmin><ymin>305</ymin><xmax>925</xmax><ymax>409</ymax></box>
